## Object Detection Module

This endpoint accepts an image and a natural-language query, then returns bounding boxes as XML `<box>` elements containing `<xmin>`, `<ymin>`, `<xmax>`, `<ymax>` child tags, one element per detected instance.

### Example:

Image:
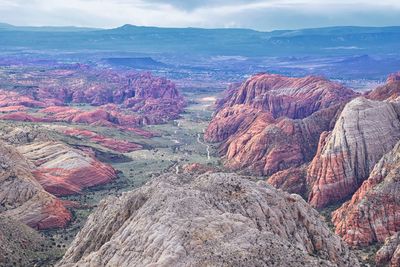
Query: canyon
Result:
<box><xmin>0</xmin><ymin>30</ymin><xmax>399</xmax><ymax>265</ymax></box>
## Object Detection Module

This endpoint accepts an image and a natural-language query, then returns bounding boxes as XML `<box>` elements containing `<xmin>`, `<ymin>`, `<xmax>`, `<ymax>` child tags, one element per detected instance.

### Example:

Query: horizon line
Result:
<box><xmin>2</xmin><ymin>22</ymin><xmax>400</xmax><ymax>33</ymax></box>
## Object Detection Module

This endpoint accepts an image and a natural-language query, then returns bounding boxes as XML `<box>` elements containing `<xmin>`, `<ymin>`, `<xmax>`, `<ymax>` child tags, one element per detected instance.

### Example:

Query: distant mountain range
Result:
<box><xmin>0</xmin><ymin>23</ymin><xmax>400</xmax><ymax>56</ymax></box>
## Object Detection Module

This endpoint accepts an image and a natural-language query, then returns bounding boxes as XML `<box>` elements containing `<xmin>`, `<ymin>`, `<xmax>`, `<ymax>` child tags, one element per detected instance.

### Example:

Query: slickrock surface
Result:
<box><xmin>376</xmin><ymin>232</ymin><xmax>400</xmax><ymax>267</ymax></box>
<box><xmin>18</xmin><ymin>142</ymin><xmax>117</xmax><ymax>196</ymax></box>
<box><xmin>367</xmin><ymin>72</ymin><xmax>400</xmax><ymax>101</ymax></box>
<box><xmin>205</xmin><ymin>73</ymin><xmax>355</xmax><ymax>176</ymax></box>
<box><xmin>58</xmin><ymin>173</ymin><xmax>359</xmax><ymax>267</ymax></box>
<box><xmin>307</xmin><ymin>97</ymin><xmax>400</xmax><ymax>209</ymax></box>
<box><xmin>332</xmin><ymin>141</ymin><xmax>400</xmax><ymax>246</ymax></box>
<box><xmin>0</xmin><ymin>141</ymin><xmax>71</xmax><ymax>229</ymax></box>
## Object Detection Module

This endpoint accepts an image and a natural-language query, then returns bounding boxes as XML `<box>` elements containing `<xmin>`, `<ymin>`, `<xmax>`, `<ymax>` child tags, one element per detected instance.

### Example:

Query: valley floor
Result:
<box><xmin>34</xmin><ymin>90</ymin><xmax>222</xmax><ymax>265</ymax></box>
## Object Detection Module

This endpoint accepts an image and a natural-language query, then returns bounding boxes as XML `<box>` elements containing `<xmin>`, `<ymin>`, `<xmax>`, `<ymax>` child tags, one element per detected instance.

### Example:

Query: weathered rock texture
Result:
<box><xmin>307</xmin><ymin>97</ymin><xmax>400</xmax><ymax>209</ymax></box>
<box><xmin>58</xmin><ymin>173</ymin><xmax>359</xmax><ymax>267</ymax></box>
<box><xmin>18</xmin><ymin>142</ymin><xmax>117</xmax><ymax>196</ymax></box>
<box><xmin>375</xmin><ymin>232</ymin><xmax>400</xmax><ymax>267</ymax></box>
<box><xmin>331</xmin><ymin>140</ymin><xmax>400</xmax><ymax>246</ymax></box>
<box><xmin>367</xmin><ymin>72</ymin><xmax>400</xmax><ymax>101</ymax></box>
<box><xmin>267</xmin><ymin>165</ymin><xmax>308</xmax><ymax>198</ymax></box>
<box><xmin>0</xmin><ymin>141</ymin><xmax>71</xmax><ymax>229</ymax></box>
<box><xmin>205</xmin><ymin>73</ymin><xmax>356</xmax><ymax>176</ymax></box>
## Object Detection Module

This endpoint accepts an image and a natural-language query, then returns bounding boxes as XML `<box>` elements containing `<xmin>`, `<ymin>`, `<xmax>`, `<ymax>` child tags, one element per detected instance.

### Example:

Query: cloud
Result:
<box><xmin>0</xmin><ymin>0</ymin><xmax>399</xmax><ymax>30</ymax></box>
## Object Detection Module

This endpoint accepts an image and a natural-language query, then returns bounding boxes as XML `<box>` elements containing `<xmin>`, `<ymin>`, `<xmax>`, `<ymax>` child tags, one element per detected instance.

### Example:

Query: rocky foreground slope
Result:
<box><xmin>205</xmin><ymin>73</ymin><xmax>356</xmax><ymax>176</ymax></box>
<box><xmin>58</xmin><ymin>172</ymin><xmax>359</xmax><ymax>267</ymax></box>
<box><xmin>0</xmin><ymin>215</ymin><xmax>62</xmax><ymax>266</ymax></box>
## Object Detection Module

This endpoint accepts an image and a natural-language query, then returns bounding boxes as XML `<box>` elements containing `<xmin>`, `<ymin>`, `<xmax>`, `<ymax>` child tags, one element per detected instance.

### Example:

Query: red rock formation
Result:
<box><xmin>90</xmin><ymin>136</ymin><xmax>142</xmax><ymax>153</ymax></box>
<box><xmin>220</xmin><ymin>73</ymin><xmax>356</xmax><ymax>119</ymax></box>
<box><xmin>0</xmin><ymin>112</ymin><xmax>47</xmax><ymax>122</ymax></box>
<box><xmin>0</xmin><ymin>105</ymin><xmax>28</xmax><ymax>113</ymax></box>
<box><xmin>40</xmin><ymin>104</ymin><xmax>180</xmax><ymax>127</ymax></box>
<box><xmin>307</xmin><ymin>97</ymin><xmax>400</xmax><ymax>209</ymax></box>
<box><xmin>0</xmin><ymin>69</ymin><xmax>186</xmax><ymax>127</ymax></box>
<box><xmin>331</xmin><ymin>141</ymin><xmax>400</xmax><ymax>246</ymax></box>
<box><xmin>0</xmin><ymin>90</ymin><xmax>46</xmax><ymax>108</ymax></box>
<box><xmin>118</xmin><ymin>127</ymin><xmax>154</xmax><ymax>138</ymax></box>
<box><xmin>63</xmin><ymin>128</ymin><xmax>142</xmax><ymax>153</ymax></box>
<box><xmin>0</xmin><ymin>141</ymin><xmax>71</xmax><ymax>229</ymax></box>
<box><xmin>18</xmin><ymin>142</ymin><xmax>117</xmax><ymax>196</ymax></box>
<box><xmin>367</xmin><ymin>72</ymin><xmax>400</xmax><ymax>101</ymax></box>
<box><xmin>205</xmin><ymin>73</ymin><xmax>356</xmax><ymax>176</ymax></box>
<box><xmin>217</xmin><ymin>104</ymin><xmax>342</xmax><ymax>176</ymax></box>
<box><xmin>181</xmin><ymin>163</ymin><xmax>216</xmax><ymax>174</ymax></box>
<box><xmin>267</xmin><ymin>166</ymin><xmax>308</xmax><ymax>197</ymax></box>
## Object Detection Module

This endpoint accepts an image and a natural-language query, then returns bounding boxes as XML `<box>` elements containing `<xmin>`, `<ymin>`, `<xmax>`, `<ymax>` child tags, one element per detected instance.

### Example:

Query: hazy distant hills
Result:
<box><xmin>0</xmin><ymin>23</ymin><xmax>399</xmax><ymax>56</ymax></box>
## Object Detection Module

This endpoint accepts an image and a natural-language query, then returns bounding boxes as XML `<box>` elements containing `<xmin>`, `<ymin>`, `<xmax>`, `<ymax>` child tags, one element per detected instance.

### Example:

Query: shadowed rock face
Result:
<box><xmin>367</xmin><ymin>72</ymin><xmax>400</xmax><ymax>101</ymax></box>
<box><xmin>376</xmin><ymin>232</ymin><xmax>400</xmax><ymax>267</ymax></box>
<box><xmin>267</xmin><ymin>166</ymin><xmax>308</xmax><ymax>198</ymax></box>
<box><xmin>332</xmin><ymin>141</ymin><xmax>400</xmax><ymax>246</ymax></box>
<box><xmin>58</xmin><ymin>172</ymin><xmax>359</xmax><ymax>267</ymax></box>
<box><xmin>307</xmin><ymin>97</ymin><xmax>400</xmax><ymax>209</ymax></box>
<box><xmin>205</xmin><ymin>73</ymin><xmax>355</xmax><ymax>176</ymax></box>
<box><xmin>0</xmin><ymin>141</ymin><xmax>71</xmax><ymax>229</ymax></box>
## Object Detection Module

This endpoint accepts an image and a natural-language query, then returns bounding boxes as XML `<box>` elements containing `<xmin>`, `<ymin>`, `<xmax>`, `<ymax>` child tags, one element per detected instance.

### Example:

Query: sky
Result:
<box><xmin>0</xmin><ymin>0</ymin><xmax>400</xmax><ymax>31</ymax></box>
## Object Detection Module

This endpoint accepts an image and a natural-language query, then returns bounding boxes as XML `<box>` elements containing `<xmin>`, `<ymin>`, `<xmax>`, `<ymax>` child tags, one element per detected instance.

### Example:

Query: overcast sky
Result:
<box><xmin>1</xmin><ymin>0</ymin><xmax>399</xmax><ymax>30</ymax></box>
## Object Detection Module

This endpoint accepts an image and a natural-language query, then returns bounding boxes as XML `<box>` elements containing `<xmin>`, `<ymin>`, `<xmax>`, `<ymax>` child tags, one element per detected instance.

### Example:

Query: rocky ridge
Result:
<box><xmin>58</xmin><ymin>172</ymin><xmax>359</xmax><ymax>267</ymax></box>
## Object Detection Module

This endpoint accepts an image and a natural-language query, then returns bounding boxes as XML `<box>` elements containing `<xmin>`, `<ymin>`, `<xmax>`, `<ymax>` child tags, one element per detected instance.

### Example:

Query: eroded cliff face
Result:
<box><xmin>205</xmin><ymin>73</ymin><xmax>355</xmax><ymax>176</ymax></box>
<box><xmin>58</xmin><ymin>172</ymin><xmax>359</xmax><ymax>267</ymax></box>
<box><xmin>307</xmin><ymin>97</ymin><xmax>400</xmax><ymax>209</ymax></box>
<box><xmin>0</xmin><ymin>141</ymin><xmax>71</xmax><ymax>229</ymax></box>
<box><xmin>331</xmin><ymin>140</ymin><xmax>400</xmax><ymax>246</ymax></box>
<box><xmin>376</xmin><ymin>232</ymin><xmax>400</xmax><ymax>267</ymax></box>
